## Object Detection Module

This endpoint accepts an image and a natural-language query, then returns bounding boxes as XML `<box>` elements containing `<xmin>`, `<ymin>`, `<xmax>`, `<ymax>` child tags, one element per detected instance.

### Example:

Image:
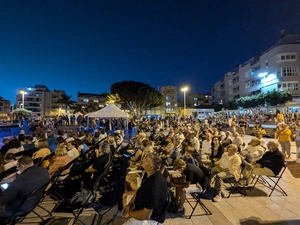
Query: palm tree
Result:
<box><xmin>105</xmin><ymin>94</ymin><xmax>123</xmax><ymax>105</ymax></box>
<box><xmin>85</xmin><ymin>103</ymin><xmax>100</xmax><ymax>113</ymax></box>
<box><xmin>56</xmin><ymin>94</ymin><xmax>76</xmax><ymax>114</ymax></box>
<box><xmin>72</xmin><ymin>103</ymin><xmax>86</xmax><ymax>115</ymax></box>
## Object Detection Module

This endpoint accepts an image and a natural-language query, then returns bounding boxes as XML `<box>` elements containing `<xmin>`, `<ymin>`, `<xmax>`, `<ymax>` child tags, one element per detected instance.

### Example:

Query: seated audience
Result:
<box><xmin>121</xmin><ymin>153</ymin><xmax>168</xmax><ymax>224</ymax></box>
<box><xmin>0</xmin><ymin>156</ymin><xmax>49</xmax><ymax>218</ymax></box>
<box><xmin>5</xmin><ymin>139</ymin><xmax>24</xmax><ymax>155</ymax></box>
<box><xmin>211</xmin><ymin>144</ymin><xmax>242</xmax><ymax>202</ymax></box>
<box><xmin>252</xmin><ymin>141</ymin><xmax>285</xmax><ymax>176</ymax></box>
<box><xmin>171</xmin><ymin>158</ymin><xmax>205</xmax><ymax>212</ymax></box>
<box><xmin>66</xmin><ymin>140</ymin><xmax>80</xmax><ymax>160</ymax></box>
<box><xmin>210</xmin><ymin>136</ymin><xmax>224</xmax><ymax>165</ymax></box>
<box><xmin>32</xmin><ymin>139</ymin><xmax>51</xmax><ymax>168</ymax></box>
<box><xmin>48</xmin><ymin>146</ymin><xmax>72</xmax><ymax>177</ymax></box>
<box><xmin>241</xmin><ymin>137</ymin><xmax>265</xmax><ymax>163</ymax></box>
<box><xmin>3</xmin><ymin>154</ymin><xmax>17</xmax><ymax>171</ymax></box>
<box><xmin>183</xmin><ymin>146</ymin><xmax>197</xmax><ymax>166</ymax></box>
<box><xmin>23</xmin><ymin>136</ymin><xmax>36</xmax><ymax>151</ymax></box>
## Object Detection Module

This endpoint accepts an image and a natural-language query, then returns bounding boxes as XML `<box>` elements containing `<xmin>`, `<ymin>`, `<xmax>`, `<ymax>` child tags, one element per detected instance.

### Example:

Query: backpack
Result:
<box><xmin>70</xmin><ymin>189</ymin><xmax>96</xmax><ymax>205</ymax></box>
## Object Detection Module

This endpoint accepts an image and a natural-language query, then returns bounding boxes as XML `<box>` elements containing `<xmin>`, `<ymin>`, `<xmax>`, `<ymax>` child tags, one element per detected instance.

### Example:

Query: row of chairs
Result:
<box><xmin>1</xmin><ymin>138</ymin><xmax>118</xmax><ymax>225</ymax></box>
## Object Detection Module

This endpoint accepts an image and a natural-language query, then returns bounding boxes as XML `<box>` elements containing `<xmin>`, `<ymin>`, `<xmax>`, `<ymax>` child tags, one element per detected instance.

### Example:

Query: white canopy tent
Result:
<box><xmin>87</xmin><ymin>103</ymin><xmax>129</xmax><ymax>118</ymax></box>
<box><xmin>86</xmin><ymin>103</ymin><xmax>129</xmax><ymax>134</ymax></box>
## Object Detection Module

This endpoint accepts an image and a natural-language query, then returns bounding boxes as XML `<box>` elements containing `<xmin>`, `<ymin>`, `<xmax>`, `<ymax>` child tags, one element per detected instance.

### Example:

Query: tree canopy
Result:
<box><xmin>13</xmin><ymin>108</ymin><xmax>32</xmax><ymax>120</ymax></box>
<box><xmin>111</xmin><ymin>81</ymin><xmax>163</xmax><ymax>116</ymax></box>
<box><xmin>224</xmin><ymin>90</ymin><xmax>292</xmax><ymax>110</ymax></box>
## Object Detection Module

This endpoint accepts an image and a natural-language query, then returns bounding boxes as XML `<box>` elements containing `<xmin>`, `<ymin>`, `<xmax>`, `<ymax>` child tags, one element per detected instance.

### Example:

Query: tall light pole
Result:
<box><xmin>19</xmin><ymin>90</ymin><xmax>27</xmax><ymax>109</ymax></box>
<box><xmin>181</xmin><ymin>87</ymin><xmax>188</xmax><ymax>109</ymax></box>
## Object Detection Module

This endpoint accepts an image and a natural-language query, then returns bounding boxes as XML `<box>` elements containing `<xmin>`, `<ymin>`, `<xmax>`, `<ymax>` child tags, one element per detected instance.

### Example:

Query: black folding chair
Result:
<box><xmin>251</xmin><ymin>164</ymin><xmax>287</xmax><ymax>197</ymax></box>
<box><xmin>156</xmin><ymin>192</ymin><xmax>171</xmax><ymax>224</ymax></box>
<box><xmin>185</xmin><ymin>184</ymin><xmax>212</xmax><ymax>219</ymax></box>
<box><xmin>1</xmin><ymin>184</ymin><xmax>47</xmax><ymax>225</ymax></box>
<box><xmin>57</xmin><ymin>153</ymin><xmax>115</xmax><ymax>225</ymax></box>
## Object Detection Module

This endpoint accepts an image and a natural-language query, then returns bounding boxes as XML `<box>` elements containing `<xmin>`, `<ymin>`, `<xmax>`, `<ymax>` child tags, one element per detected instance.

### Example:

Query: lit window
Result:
<box><xmin>83</xmin><ymin>99</ymin><xmax>89</xmax><ymax>103</ymax></box>
<box><xmin>193</xmin><ymin>98</ymin><xmax>198</xmax><ymax>101</ymax></box>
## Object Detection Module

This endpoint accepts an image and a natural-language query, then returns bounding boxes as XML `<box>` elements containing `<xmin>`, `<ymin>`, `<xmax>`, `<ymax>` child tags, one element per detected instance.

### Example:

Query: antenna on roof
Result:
<box><xmin>280</xmin><ymin>30</ymin><xmax>286</xmax><ymax>38</ymax></box>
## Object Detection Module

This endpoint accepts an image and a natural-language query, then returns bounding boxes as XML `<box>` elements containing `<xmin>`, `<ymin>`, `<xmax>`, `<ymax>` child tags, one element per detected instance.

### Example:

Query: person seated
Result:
<box><xmin>241</xmin><ymin>137</ymin><xmax>265</xmax><ymax>163</ymax></box>
<box><xmin>252</xmin><ymin>141</ymin><xmax>285</xmax><ymax>176</ymax></box>
<box><xmin>85</xmin><ymin>132</ymin><xmax>95</xmax><ymax>147</ymax></box>
<box><xmin>23</xmin><ymin>136</ymin><xmax>36</xmax><ymax>151</ymax></box>
<box><xmin>121</xmin><ymin>153</ymin><xmax>168</xmax><ymax>224</ymax></box>
<box><xmin>171</xmin><ymin>158</ymin><xmax>205</xmax><ymax>212</ymax></box>
<box><xmin>201</xmin><ymin>133</ymin><xmax>212</xmax><ymax>156</ymax></box>
<box><xmin>254</xmin><ymin>131</ymin><xmax>267</xmax><ymax>149</ymax></box>
<box><xmin>183</xmin><ymin>146</ymin><xmax>197</xmax><ymax>166</ymax></box>
<box><xmin>107</xmin><ymin>135</ymin><xmax>117</xmax><ymax>153</ymax></box>
<box><xmin>3</xmin><ymin>154</ymin><xmax>17</xmax><ymax>171</ymax></box>
<box><xmin>232</xmin><ymin>132</ymin><xmax>244</xmax><ymax>153</ymax></box>
<box><xmin>159</xmin><ymin>138</ymin><xmax>174</xmax><ymax>159</ymax></box>
<box><xmin>0</xmin><ymin>156</ymin><xmax>49</xmax><ymax>219</ymax></box>
<box><xmin>74</xmin><ymin>138</ymin><xmax>88</xmax><ymax>155</ymax></box>
<box><xmin>130</xmin><ymin>138</ymin><xmax>144</xmax><ymax>165</ymax></box>
<box><xmin>0</xmin><ymin>139</ymin><xmax>10</xmax><ymax>156</ymax></box>
<box><xmin>66</xmin><ymin>140</ymin><xmax>80</xmax><ymax>161</ymax></box>
<box><xmin>32</xmin><ymin>138</ymin><xmax>51</xmax><ymax>168</ymax></box>
<box><xmin>48</xmin><ymin>146</ymin><xmax>72</xmax><ymax>177</ymax></box>
<box><xmin>85</xmin><ymin>141</ymin><xmax>111</xmax><ymax>175</ymax></box>
<box><xmin>47</xmin><ymin>130</ymin><xmax>57</xmax><ymax>153</ymax></box>
<box><xmin>221</xmin><ymin>131</ymin><xmax>232</xmax><ymax>148</ymax></box>
<box><xmin>211</xmin><ymin>144</ymin><xmax>242</xmax><ymax>202</ymax></box>
<box><xmin>5</xmin><ymin>139</ymin><xmax>24</xmax><ymax>155</ymax></box>
<box><xmin>210</xmin><ymin>136</ymin><xmax>224</xmax><ymax>165</ymax></box>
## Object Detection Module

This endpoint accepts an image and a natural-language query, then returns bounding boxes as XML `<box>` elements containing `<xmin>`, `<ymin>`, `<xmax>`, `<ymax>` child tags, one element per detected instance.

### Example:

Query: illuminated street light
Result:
<box><xmin>19</xmin><ymin>90</ymin><xmax>27</xmax><ymax>109</ymax></box>
<box><xmin>181</xmin><ymin>86</ymin><xmax>188</xmax><ymax>109</ymax></box>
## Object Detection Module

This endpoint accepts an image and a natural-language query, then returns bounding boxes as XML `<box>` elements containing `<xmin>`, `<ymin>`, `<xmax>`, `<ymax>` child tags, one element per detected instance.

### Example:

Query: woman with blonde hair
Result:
<box><xmin>48</xmin><ymin>146</ymin><xmax>72</xmax><ymax>177</ymax></box>
<box><xmin>276</xmin><ymin>123</ymin><xmax>292</xmax><ymax>159</ymax></box>
<box><xmin>32</xmin><ymin>138</ymin><xmax>51</xmax><ymax>168</ymax></box>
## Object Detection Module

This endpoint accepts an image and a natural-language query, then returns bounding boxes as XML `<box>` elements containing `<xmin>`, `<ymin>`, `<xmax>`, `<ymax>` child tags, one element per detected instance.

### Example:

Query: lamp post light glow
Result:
<box><xmin>19</xmin><ymin>91</ymin><xmax>27</xmax><ymax>109</ymax></box>
<box><xmin>181</xmin><ymin>87</ymin><xmax>188</xmax><ymax>109</ymax></box>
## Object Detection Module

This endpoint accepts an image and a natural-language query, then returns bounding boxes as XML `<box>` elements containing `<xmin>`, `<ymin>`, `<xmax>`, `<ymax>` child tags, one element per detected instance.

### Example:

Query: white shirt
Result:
<box><xmin>201</xmin><ymin>140</ymin><xmax>211</xmax><ymax>155</ymax></box>
<box><xmin>191</xmin><ymin>137</ymin><xmax>200</xmax><ymax>152</ymax></box>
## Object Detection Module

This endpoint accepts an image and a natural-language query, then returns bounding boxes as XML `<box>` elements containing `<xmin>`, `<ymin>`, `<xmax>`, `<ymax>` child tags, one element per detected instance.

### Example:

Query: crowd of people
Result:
<box><xmin>0</xmin><ymin>109</ymin><xmax>298</xmax><ymax>224</ymax></box>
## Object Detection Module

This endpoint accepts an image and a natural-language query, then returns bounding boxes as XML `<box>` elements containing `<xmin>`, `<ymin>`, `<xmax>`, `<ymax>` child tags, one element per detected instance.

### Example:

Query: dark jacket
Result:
<box><xmin>256</xmin><ymin>149</ymin><xmax>285</xmax><ymax>175</ymax></box>
<box><xmin>0</xmin><ymin>166</ymin><xmax>49</xmax><ymax>217</ymax></box>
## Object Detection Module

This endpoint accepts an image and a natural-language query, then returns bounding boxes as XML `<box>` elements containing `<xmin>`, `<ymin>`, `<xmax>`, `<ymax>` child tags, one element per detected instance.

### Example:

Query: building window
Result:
<box><xmin>193</xmin><ymin>98</ymin><xmax>198</xmax><ymax>101</ymax></box>
<box><xmin>83</xmin><ymin>99</ymin><xmax>89</xmax><ymax>103</ymax></box>
<box><xmin>265</xmin><ymin>60</ymin><xmax>268</xmax><ymax>68</ymax></box>
<box><xmin>277</xmin><ymin>52</ymin><xmax>297</xmax><ymax>62</ymax></box>
<box><xmin>245</xmin><ymin>70</ymin><xmax>251</xmax><ymax>77</ymax></box>
<box><xmin>93</xmin><ymin>100</ymin><xmax>99</xmax><ymax>102</ymax></box>
<box><xmin>278</xmin><ymin>82</ymin><xmax>298</xmax><ymax>91</ymax></box>
<box><xmin>277</xmin><ymin>67</ymin><xmax>298</xmax><ymax>77</ymax></box>
<box><xmin>245</xmin><ymin>81</ymin><xmax>250</xmax><ymax>89</ymax></box>
<box><xmin>166</xmin><ymin>102</ymin><xmax>171</xmax><ymax>106</ymax></box>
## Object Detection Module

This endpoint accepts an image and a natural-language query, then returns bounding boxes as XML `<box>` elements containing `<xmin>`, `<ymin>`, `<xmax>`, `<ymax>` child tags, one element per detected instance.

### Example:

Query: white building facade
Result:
<box><xmin>212</xmin><ymin>31</ymin><xmax>300</xmax><ymax>105</ymax></box>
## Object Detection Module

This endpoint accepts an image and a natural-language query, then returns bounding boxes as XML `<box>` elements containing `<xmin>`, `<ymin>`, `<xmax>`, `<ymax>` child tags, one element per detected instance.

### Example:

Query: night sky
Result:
<box><xmin>1</xmin><ymin>0</ymin><xmax>300</xmax><ymax>103</ymax></box>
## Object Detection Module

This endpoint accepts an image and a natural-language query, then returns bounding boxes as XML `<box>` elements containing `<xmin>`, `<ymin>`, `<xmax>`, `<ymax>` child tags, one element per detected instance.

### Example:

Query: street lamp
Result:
<box><xmin>19</xmin><ymin>91</ymin><xmax>27</xmax><ymax>109</ymax></box>
<box><xmin>181</xmin><ymin>86</ymin><xmax>188</xmax><ymax>109</ymax></box>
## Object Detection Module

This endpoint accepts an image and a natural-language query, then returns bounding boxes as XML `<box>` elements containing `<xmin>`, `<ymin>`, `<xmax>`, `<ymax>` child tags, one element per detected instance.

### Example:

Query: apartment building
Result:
<box><xmin>16</xmin><ymin>85</ymin><xmax>68</xmax><ymax>118</ymax></box>
<box><xmin>77</xmin><ymin>92</ymin><xmax>107</xmax><ymax>108</ymax></box>
<box><xmin>212</xmin><ymin>31</ymin><xmax>300</xmax><ymax>105</ymax></box>
<box><xmin>158</xmin><ymin>86</ymin><xmax>178</xmax><ymax>114</ymax></box>
<box><xmin>187</xmin><ymin>93</ymin><xmax>212</xmax><ymax>107</ymax></box>
<box><xmin>0</xmin><ymin>96</ymin><xmax>10</xmax><ymax>118</ymax></box>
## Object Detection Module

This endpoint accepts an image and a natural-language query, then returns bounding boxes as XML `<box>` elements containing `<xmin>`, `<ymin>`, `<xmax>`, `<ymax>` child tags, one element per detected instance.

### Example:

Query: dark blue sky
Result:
<box><xmin>1</xmin><ymin>0</ymin><xmax>300</xmax><ymax>103</ymax></box>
